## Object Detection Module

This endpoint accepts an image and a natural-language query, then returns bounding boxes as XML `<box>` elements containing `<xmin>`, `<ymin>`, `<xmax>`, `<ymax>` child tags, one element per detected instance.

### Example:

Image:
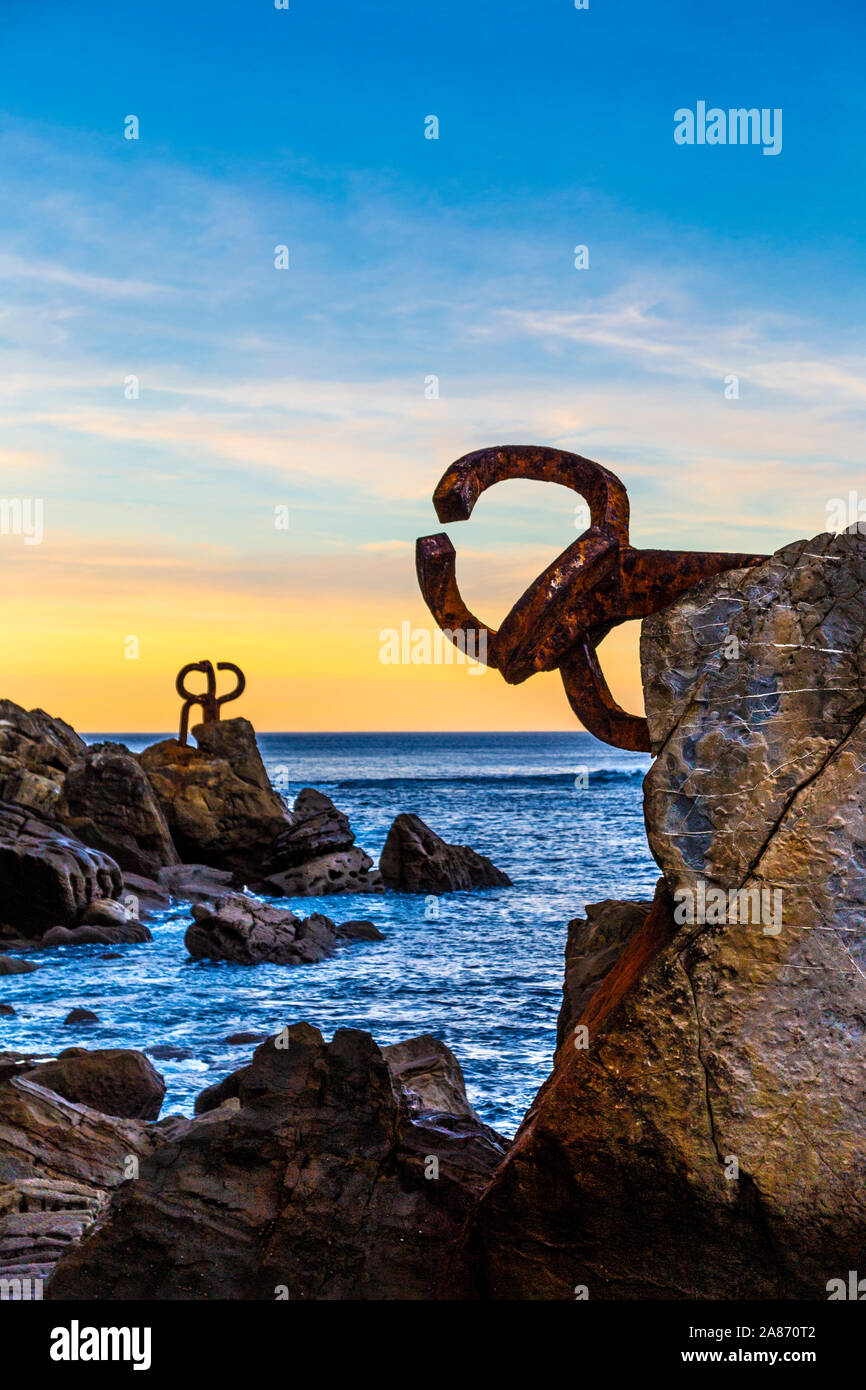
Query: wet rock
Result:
<box><xmin>469</xmin><ymin>530</ymin><xmax>866</xmax><ymax>1299</ymax></box>
<box><xmin>140</xmin><ymin>719</ymin><xmax>290</xmax><ymax>875</ymax></box>
<box><xmin>41</xmin><ymin>921</ymin><xmax>151</xmax><ymax>948</ymax></box>
<box><xmin>48</xmin><ymin>1026</ymin><xmax>508</xmax><ymax>1300</ymax></box>
<box><xmin>222</xmin><ymin>1032</ymin><xmax>267</xmax><ymax>1045</ymax></box>
<box><xmin>255</xmin><ymin>789</ymin><xmax>382</xmax><ymax>896</ymax></box>
<box><xmin>122</xmin><ymin>871</ymin><xmax>171</xmax><ymax>917</ymax></box>
<box><xmin>27</xmin><ymin>1049</ymin><xmax>165</xmax><ymax>1121</ymax></box>
<box><xmin>382</xmin><ymin>1035</ymin><xmax>481</xmax><ymax>1122</ymax></box>
<box><xmin>146</xmin><ymin>1045</ymin><xmax>193</xmax><ymax>1061</ymax></box>
<box><xmin>157</xmin><ymin>862</ymin><xmax>237</xmax><ymax>904</ymax></box>
<box><xmin>336</xmin><ymin>919</ymin><xmax>385</xmax><ymax>941</ymax></box>
<box><xmin>379</xmin><ymin>813</ymin><xmax>511</xmax><ymax>893</ymax></box>
<box><xmin>184</xmin><ymin>892</ymin><xmax>340</xmax><ymax>966</ymax></box>
<box><xmin>62</xmin><ymin>1009</ymin><xmax>98</xmax><ymax>1026</ymax></box>
<box><xmin>57</xmin><ymin>742</ymin><xmax>179</xmax><ymax>879</ymax></box>
<box><xmin>0</xmin><ymin>956</ymin><xmax>39</xmax><ymax>976</ymax></box>
<box><xmin>0</xmin><ymin>700</ymin><xmax>85</xmax><ymax>817</ymax></box>
<box><xmin>0</xmin><ymin>1004</ymin><xmax>16</xmax><ymax>1015</ymax></box>
<box><xmin>0</xmin><ymin>801</ymin><xmax>123</xmax><ymax>938</ymax></box>
<box><xmin>555</xmin><ymin>899</ymin><xmax>652</xmax><ymax>1050</ymax></box>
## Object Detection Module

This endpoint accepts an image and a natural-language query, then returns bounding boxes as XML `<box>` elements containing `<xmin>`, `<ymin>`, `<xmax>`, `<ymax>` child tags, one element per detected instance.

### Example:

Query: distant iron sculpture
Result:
<box><xmin>416</xmin><ymin>446</ymin><xmax>768</xmax><ymax>751</ymax></box>
<box><xmin>175</xmin><ymin>660</ymin><xmax>246</xmax><ymax>746</ymax></box>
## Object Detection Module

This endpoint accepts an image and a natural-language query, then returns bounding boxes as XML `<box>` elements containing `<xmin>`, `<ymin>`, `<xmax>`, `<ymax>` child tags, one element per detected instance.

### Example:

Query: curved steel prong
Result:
<box><xmin>415</xmin><ymin>533</ymin><xmax>499</xmax><ymax>669</ymax></box>
<box><xmin>215</xmin><ymin>662</ymin><xmax>246</xmax><ymax>708</ymax></box>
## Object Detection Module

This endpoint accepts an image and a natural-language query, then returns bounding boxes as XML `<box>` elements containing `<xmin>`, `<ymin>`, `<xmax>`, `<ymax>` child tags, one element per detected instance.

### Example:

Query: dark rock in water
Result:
<box><xmin>0</xmin><ymin>956</ymin><xmax>39</xmax><ymax>976</ymax></box>
<box><xmin>62</xmin><ymin>1009</ymin><xmax>98</xmax><ymax>1026</ymax></box>
<box><xmin>58</xmin><ymin>742</ymin><xmax>179</xmax><ymax>879</ymax></box>
<box><xmin>556</xmin><ymin>898</ymin><xmax>652</xmax><ymax>1051</ymax></box>
<box><xmin>0</xmin><ymin>1003</ymin><xmax>16</xmax><ymax>1015</ymax></box>
<box><xmin>140</xmin><ymin>718</ymin><xmax>290</xmax><ymax>875</ymax></box>
<box><xmin>335</xmin><ymin>919</ymin><xmax>384</xmax><ymax>941</ymax></box>
<box><xmin>157</xmin><ymin>862</ymin><xmax>237</xmax><ymax>904</ymax></box>
<box><xmin>121</xmin><ymin>871</ymin><xmax>171</xmax><ymax>918</ymax></box>
<box><xmin>99</xmin><ymin>953</ymin><xmax>122</xmax><ymax>961</ymax></box>
<box><xmin>467</xmin><ymin>531</ymin><xmax>866</xmax><ymax>1300</ymax></box>
<box><xmin>255</xmin><ymin>788</ymin><xmax>383</xmax><ymax>896</ymax></box>
<box><xmin>41</xmin><ymin>921</ymin><xmax>151</xmax><ymax>948</ymax></box>
<box><xmin>26</xmin><ymin>1049</ymin><xmax>165</xmax><ymax>1121</ymax></box>
<box><xmin>0</xmin><ymin>699</ymin><xmax>85</xmax><ymax>817</ymax></box>
<box><xmin>222</xmin><ymin>1032</ymin><xmax>267</xmax><ymax>1045</ymax></box>
<box><xmin>48</xmin><ymin>1026</ymin><xmax>507</xmax><ymax>1299</ymax></box>
<box><xmin>146</xmin><ymin>1045</ymin><xmax>193</xmax><ymax>1061</ymax></box>
<box><xmin>379</xmin><ymin>813</ymin><xmax>512</xmax><ymax>893</ymax></box>
<box><xmin>382</xmin><ymin>1035</ymin><xmax>481</xmax><ymax>1122</ymax></box>
<box><xmin>0</xmin><ymin>801</ymin><xmax>123</xmax><ymax>937</ymax></box>
<box><xmin>184</xmin><ymin>892</ymin><xmax>340</xmax><ymax>966</ymax></box>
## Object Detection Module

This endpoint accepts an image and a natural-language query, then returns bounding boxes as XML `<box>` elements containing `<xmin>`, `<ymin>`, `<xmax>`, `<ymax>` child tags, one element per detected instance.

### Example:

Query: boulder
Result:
<box><xmin>382</xmin><ymin>1035</ymin><xmax>481</xmax><ymax>1122</ymax></box>
<box><xmin>0</xmin><ymin>801</ymin><xmax>123</xmax><ymax>937</ymax></box>
<box><xmin>157</xmin><ymin>862</ymin><xmax>237</xmax><ymax>903</ymax></box>
<box><xmin>379</xmin><ymin>813</ymin><xmax>511</xmax><ymax>893</ymax></box>
<box><xmin>184</xmin><ymin>892</ymin><xmax>342</xmax><ymax>966</ymax></box>
<box><xmin>555</xmin><ymin>898</ymin><xmax>652</xmax><ymax>1050</ymax></box>
<box><xmin>0</xmin><ymin>1074</ymin><xmax>154</xmax><ymax>1188</ymax></box>
<box><xmin>0</xmin><ymin>700</ymin><xmax>85</xmax><ymax>816</ymax></box>
<box><xmin>0</xmin><ymin>956</ymin><xmax>39</xmax><ymax>976</ymax></box>
<box><xmin>255</xmin><ymin>789</ymin><xmax>382</xmax><ymax>895</ymax></box>
<box><xmin>41</xmin><ymin>921</ymin><xmax>151</xmax><ymax>948</ymax></box>
<box><xmin>140</xmin><ymin>719</ymin><xmax>290</xmax><ymax>875</ymax></box>
<box><xmin>25</xmin><ymin>1049</ymin><xmax>165</xmax><ymax>1120</ymax></box>
<box><xmin>47</xmin><ymin>1026</ymin><xmax>508</xmax><ymax>1299</ymax></box>
<box><xmin>57</xmin><ymin>741</ymin><xmax>179</xmax><ymax>878</ymax></box>
<box><xmin>468</xmin><ymin>530</ymin><xmax>866</xmax><ymax>1299</ymax></box>
<box><xmin>62</xmin><ymin>1010</ymin><xmax>98</xmax><ymax>1026</ymax></box>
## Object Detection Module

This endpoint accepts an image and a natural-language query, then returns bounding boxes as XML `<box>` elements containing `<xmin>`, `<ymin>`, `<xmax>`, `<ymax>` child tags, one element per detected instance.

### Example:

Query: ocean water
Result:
<box><xmin>2</xmin><ymin>732</ymin><xmax>658</xmax><ymax>1136</ymax></box>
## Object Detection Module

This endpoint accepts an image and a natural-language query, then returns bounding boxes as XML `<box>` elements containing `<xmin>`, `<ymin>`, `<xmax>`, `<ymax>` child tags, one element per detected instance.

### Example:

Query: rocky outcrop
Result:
<box><xmin>555</xmin><ymin>898</ymin><xmax>652</xmax><ymax>1050</ymax></box>
<box><xmin>468</xmin><ymin>530</ymin><xmax>866</xmax><ymax>1299</ymax></box>
<box><xmin>57</xmin><ymin>742</ymin><xmax>179</xmax><ymax>878</ymax></box>
<box><xmin>0</xmin><ymin>956</ymin><xmax>39</xmax><ymax>976</ymax></box>
<box><xmin>23</xmin><ymin>1049</ymin><xmax>165</xmax><ymax>1121</ymax></box>
<box><xmin>184</xmin><ymin>892</ymin><xmax>383</xmax><ymax>966</ymax></box>
<box><xmin>0</xmin><ymin>700</ymin><xmax>85</xmax><ymax>816</ymax></box>
<box><xmin>255</xmin><ymin>788</ymin><xmax>382</xmax><ymax>895</ymax></box>
<box><xmin>379</xmin><ymin>812</ymin><xmax>512</xmax><ymax>893</ymax></box>
<box><xmin>0</xmin><ymin>1177</ymin><xmax>108</xmax><ymax>1293</ymax></box>
<box><xmin>382</xmin><ymin>1035</ymin><xmax>481</xmax><ymax>1122</ymax></box>
<box><xmin>140</xmin><ymin>719</ymin><xmax>289</xmax><ymax>875</ymax></box>
<box><xmin>0</xmin><ymin>801</ymin><xmax>123</xmax><ymax>938</ymax></box>
<box><xmin>47</xmin><ymin>1026</ymin><xmax>507</xmax><ymax>1300</ymax></box>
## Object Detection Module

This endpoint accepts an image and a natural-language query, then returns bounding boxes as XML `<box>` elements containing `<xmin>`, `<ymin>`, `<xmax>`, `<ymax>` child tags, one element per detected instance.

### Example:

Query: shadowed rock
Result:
<box><xmin>379</xmin><ymin>812</ymin><xmax>511</xmax><ymax>893</ymax></box>
<box><xmin>24</xmin><ymin>1049</ymin><xmax>166</xmax><ymax>1121</ymax></box>
<box><xmin>58</xmin><ymin>742</ymin><xmax>179</xmax><ymax>878</ymax></box>
<box><xmin>0</xmin><ymin>801</ymin><xmax>123</xmax><ymax>937</ymax></box>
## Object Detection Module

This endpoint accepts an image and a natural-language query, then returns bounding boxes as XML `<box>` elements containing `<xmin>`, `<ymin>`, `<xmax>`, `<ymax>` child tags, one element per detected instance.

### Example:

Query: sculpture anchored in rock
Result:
<box><xmin>416</xmin><ymin>445</ymin><xmax>767</xmax><ymax>749</ymax></box>
<box><xmin>175</xmin><ymin>660</ymin><xmax>246</xmax><ymax>745</ymax></box>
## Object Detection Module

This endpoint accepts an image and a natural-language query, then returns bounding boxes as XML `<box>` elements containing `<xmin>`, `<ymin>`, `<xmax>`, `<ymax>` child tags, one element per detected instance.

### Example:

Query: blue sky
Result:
<box><xmin>0</xmin><ymin>0</ymin><xmax>864</xmax><ymax>729</ymax></box>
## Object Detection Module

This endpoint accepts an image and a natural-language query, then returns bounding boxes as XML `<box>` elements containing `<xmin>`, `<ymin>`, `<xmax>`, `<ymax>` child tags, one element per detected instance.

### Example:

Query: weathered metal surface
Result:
<box><xmin>416</xmin><ymin>445</ymin><xmax>768</xmax><ymax>751</ymax></box>
<box><xmin>175</xmin><ymin>660</ymin><xmax>246</xmax><ymax>746</ymax></box>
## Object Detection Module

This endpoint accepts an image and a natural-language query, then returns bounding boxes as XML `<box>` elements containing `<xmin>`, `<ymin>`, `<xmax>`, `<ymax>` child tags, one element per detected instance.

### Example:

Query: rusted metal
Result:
<box><xmin>416</xmin><ymin>446</ymin><xmax>768</xmax><ymax>751</ymax></box>
<box><xmin>175</xmin><ymin>660</ymin><xmax>246</xmax><ymax>745</ymax></box>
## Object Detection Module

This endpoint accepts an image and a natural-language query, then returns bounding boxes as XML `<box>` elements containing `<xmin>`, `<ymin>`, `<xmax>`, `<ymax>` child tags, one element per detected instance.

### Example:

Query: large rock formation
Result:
<box><xmin>184</xmin><ymin>892</ymin><xmax>382</xmax><ymax>966</ymax></box>
<box><xmin>57</xmin><ymin>741</ymin><xmax>179</xmax><ymax>878</ymax></box>
<box><xmin>0</xmin><ymin>700</ymin><xmax>85</xmax><ymax>816</ymax></box>
<box><xmin>467</xmin><ymin>530</ymin><xmax>866</xmax><ymax>1299</ymax></box>
<box><xmin>140</xmin><ymin>719</ymin><xmax>289</xmax><ymax>874</ymax></box>
<box><xmin>47</xmin><ymin>1027</ymin><xmax>507</xmax><ymax>1300</ymax></box>
<box><xmin>22</xmin><ymin>1049</ymin><xmax>166</xmax><ymax>1121</ymax></box>
<box><xmin>255</xmin><ymin>788</ymin><xmax>382</xmax><ymax>895</ymax></box>
<box><xmin>379</xmin><ymin>812</ymin><xmax>512</xmax><ymax>893</ymax></box>
<box><xmin>0</xmin><ymin>801</ymin><xmax>123</xmax><ymax>938</ymax></box>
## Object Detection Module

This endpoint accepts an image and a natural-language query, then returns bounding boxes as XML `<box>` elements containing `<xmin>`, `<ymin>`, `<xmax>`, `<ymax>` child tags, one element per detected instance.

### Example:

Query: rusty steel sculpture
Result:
<box><xmin>175</xmin><ymin>660</ymin><xmax>246</xmax><ymax>746</ymax></box>
<box><xmin>416</xmin><ymin>445</ymin><xmax>768</xmax><ymax>751</ymax></box>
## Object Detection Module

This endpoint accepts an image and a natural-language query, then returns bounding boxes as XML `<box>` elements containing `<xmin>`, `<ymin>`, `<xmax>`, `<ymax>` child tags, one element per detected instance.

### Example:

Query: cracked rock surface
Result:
<box><xmin>467</xmin><ymin>530</ymin><xmax>866</xmax><ymax>1299</ymax></box>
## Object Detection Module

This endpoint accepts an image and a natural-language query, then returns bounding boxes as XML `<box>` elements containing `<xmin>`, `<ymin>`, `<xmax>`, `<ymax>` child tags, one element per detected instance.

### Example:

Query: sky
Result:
<box><xmin>0</xmin><ymin>0</ymin><xmax>864</xmax><ymax>731</ymax></box>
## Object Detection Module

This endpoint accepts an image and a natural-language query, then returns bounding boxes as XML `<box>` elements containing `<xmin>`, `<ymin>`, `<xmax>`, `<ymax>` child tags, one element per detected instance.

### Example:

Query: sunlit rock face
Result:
<box><xmin>467</xmin><ymin>530</ymin><xmax>866</xmax><ymax>1300</ymax></box>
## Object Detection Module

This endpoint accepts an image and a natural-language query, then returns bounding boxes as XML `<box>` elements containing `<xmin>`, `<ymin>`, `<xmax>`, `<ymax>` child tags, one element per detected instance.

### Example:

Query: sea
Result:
<box><xmin>2</xmin><ymin>732</ymin><xmax>659</xmax><ymax>1136</ymax></box>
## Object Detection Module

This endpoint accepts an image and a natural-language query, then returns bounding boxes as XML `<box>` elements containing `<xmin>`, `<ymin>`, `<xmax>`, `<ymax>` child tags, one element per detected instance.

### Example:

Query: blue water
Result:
<box><xmin>0</xmin><ymin>733</ymin><xmax>658</xmax><ymax>1135</ymax></box>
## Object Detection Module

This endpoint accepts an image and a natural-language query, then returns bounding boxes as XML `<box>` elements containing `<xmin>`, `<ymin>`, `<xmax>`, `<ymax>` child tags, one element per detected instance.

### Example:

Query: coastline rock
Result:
<box><xmin>382</xmin><ymin>1035</ymin><xmax>481</xmax><ymax>1122</ymax></box>
<box><xmin>0</xmin><ymin>1074</ymin><xmax>154</xmax><ymax>1188</ymax></box>
<box><xmin>0</xmin><ymin>956</ymin><xmax>39</xmax><ymax>976</ymax></box>
<box><xmin>140</xmin><ymin>719</ymin><xmax>290</xmax><ymax>875</ymax></box>
<box><xmin>157</xmin><ymin>862</ymin><xmax>237</xmax><ymax>903</ymax></box>
<box><xmin>25</xmin><ymin>1049</ymin><xmax>165</xmax><ymax>1121</ymax></box>
<box><xmin>47</xmin><ymin>1026</ymin><xmax>507</xmax><ymax>1299</ymax></box>
<box><xmin>379</xmin><ymin>813</ymin><xmax>512</xmax><ymax>893</ymax></box>
<box><xmin>0</xmin><ymin>1177</ymin><xmax>108</xmax><ymax>1290</ymax></box>
<box><xmin>58</xmin><ymin>742</ymin><xmax>179</xmax><ymax>878</ymax></box>
<box><xmin>184</xmin><ymin>892</ymin><xmax>343</xmax><ymax>966</ymax></box>
<box><xmin>255</xmin><ymin>789</ymin><xmax>382</xmax><ymax>895</ymax></box>
<box><xmin>41</xmin><ymin>921</ymin><xmax>151</xmax><ymax>948</ymax></box>
<box><xmin>0</xmin><ymin>801</ymin><xmax>123</xmax><ymax>937</ymax></box>
<box><xmin>555</xmin><ymin>898</ymin><xmax>652</xmax><ymax>1050</ymax></box>
<box><xmin>0</xmin><ymin>700</ymin><xmax>85</xmax><ymax>816</ymax></box>
<box><xmin>468</xmin><ymin>530</ymin><xmax>866</xmax><ymax>1299</ymax></box>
